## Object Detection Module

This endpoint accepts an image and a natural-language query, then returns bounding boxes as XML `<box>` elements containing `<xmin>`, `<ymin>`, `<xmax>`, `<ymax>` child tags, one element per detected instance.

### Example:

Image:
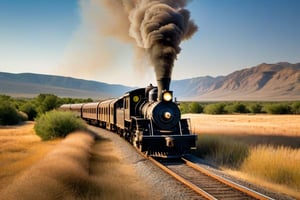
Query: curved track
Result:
<box><xmin>149</xmin><ymin>156</ymin><xmax>274</xmax><ymax>200</ymax></box>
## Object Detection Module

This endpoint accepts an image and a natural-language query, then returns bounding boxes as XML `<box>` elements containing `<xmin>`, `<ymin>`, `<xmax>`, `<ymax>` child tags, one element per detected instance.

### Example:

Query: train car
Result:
<box><xmin>70</xmin><ymin>103</ymin><xmax>84</xmax><ymax>118</ymax></box>
<box><xmin>59</xmin><ymin>103</ymin><xmax>83</xmax><ymax>118</ymax></box>
<box><xmin>82</xmin><ymin>102</ymin><xmax>100</xmax><ymax>124</ymax></box>
<box><xmin>98</xmin><ymin>99</ymin><xmax>117</xmax><ymax>130</ymax></box>
<box><xmin>59</xmin><ymin>104</ymin><xmax>71</xmax><ymax>111</ymax></box>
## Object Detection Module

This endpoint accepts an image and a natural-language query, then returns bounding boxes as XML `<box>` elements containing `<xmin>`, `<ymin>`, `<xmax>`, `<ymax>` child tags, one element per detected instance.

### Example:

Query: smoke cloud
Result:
<box><xmin>99</xmin><ymin>0</ymin><xmax>197</xmax><ymax>87</ymax></box>
<box><xmin>62</xmin><ymin>0</ymin><xmax>197</xmax><ymax>87</ymax></box>
<box><xmin>128</xmin><ymin>0</ymin><xmax>198</xmax><ymax>83</ymax></box>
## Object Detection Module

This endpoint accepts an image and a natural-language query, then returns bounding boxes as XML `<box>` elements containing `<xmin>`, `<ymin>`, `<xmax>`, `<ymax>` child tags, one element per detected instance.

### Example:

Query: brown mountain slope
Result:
<box><xmin>177</xmin><ymin>62</ymin><xmax>300</xmax><ymax>101</ymax></box>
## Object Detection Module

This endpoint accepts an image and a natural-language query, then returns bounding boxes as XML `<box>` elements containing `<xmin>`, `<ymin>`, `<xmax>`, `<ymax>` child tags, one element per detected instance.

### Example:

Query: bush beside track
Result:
<box><xmin>34</xmin><ymin>111</ymin><xmax>87</xmax><ymax>140</ymax></box>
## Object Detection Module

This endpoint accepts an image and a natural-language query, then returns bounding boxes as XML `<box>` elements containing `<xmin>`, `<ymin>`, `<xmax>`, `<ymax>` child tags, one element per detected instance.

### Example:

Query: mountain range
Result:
<box><xmin>1</xmin><ymin>62</ymin><xmax>299</xmax><ymax>101</ymax></box>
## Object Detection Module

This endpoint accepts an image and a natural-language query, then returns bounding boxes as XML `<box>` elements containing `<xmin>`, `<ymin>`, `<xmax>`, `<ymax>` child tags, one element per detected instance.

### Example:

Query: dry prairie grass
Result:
<box><xmin>185</xmin><ymin>113</ymin><xmax>300</xmax><ymax>136</ymax></box>
<box><xmin>241</xmin><ymin>146</ymin><xmax>300</xmax><ymax>188</ymax></box>
<box><xmin>0</xmin><ymin>124</ymin><xmax>153</xmax><ymax>199</ymax></box>
<box><xmin>185</xmin><ymin>114</ymin><xmax>300</xmax><ymax>198</ymax></box>
<box><xmin>0</xmin><ymin>122</ymin><xmax>59</xmax><ymax>189</ymax></box>
<box><xmin>0</xmin><ymin>132</ymin><xmax>95</xmax><ymax>200</ymax></box>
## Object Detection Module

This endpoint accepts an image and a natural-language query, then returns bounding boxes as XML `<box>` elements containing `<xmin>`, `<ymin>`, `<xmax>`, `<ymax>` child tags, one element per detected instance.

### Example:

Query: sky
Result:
<box><xmin>0</xmin><ymin>0</ymin><xmax>299</xmax><ymax>87</ymax></box>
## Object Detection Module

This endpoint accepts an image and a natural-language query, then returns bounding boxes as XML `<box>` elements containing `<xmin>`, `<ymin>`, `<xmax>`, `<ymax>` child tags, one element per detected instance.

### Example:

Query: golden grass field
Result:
<box><xmin>184</xmin><ymin>114</ymin><xmax>300</xmax><ymax>198</ymax></box>
<box><xmin>184</xmin><ymin>114</ymin><xmax>300</xmax><ymax>136</ymax></box>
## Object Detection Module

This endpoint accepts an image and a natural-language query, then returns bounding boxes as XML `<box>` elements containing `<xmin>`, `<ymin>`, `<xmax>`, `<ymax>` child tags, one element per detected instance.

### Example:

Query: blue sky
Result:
<box><xmin>0</xmin><ymin>0</ymin><xmax>299</xmax><ymax>87</ymax></box>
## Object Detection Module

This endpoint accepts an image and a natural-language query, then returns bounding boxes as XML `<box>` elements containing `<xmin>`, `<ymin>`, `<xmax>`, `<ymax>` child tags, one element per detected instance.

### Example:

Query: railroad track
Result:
<box><xmin>149</xmin><ymin>156</ymin><xmax>274</xmax><ymax>200</ymax></box>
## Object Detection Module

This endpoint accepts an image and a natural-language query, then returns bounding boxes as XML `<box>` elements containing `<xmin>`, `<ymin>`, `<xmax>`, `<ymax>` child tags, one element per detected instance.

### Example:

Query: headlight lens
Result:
<box><xmin>162</xmin><ymin>91</ymin><xmax>172</xmax><ymax>102</ymax></box>
<box><xmin>164</xmin><ymin>111</ymin><xmax>172</xmax><ymax>120</ymax></box>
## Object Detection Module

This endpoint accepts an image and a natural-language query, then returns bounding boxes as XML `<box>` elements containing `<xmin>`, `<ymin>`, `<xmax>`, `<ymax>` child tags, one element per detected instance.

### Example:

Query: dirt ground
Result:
<box><xmin>184</xmin><ymin>114</ymin><xmax>300</xmax><ymax>136</ymax></box>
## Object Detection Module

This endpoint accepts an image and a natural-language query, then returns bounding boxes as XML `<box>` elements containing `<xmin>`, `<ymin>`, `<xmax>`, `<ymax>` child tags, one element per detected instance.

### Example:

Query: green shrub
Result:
<box><xmin>34</xmin><ymin>111</ymin><xmax>87</xmax><ymax>140</ymax></box>
<box><xmin>0</xmin><ymin>101</ymin><xmax>22</xmax><ymax>125</ymax></box>
<box><xmin>247</xmin><ymin>103</ymin><xmax>263</xmax><ymax>113</ymax></box>
<box><xmin>194</xmin><ymin>134</ymin><xmax>249</xmax><ymax>168</ymax></box>
<box><xmin>35</xmin><ymin>94</ymin><xmax>59</xmax><ymax>114</ymax></box>
<box><xmin>203</xmin><ymin>103</ymin><xmax>226</xmax><ymax>114</ymax></box>
<box><xmin>189</xmin><ymin>102</ymin><xmax>203</xmax><ymax>113</ymax></box>
<box><xmin>291</xmin><ymin>101</ymin><xmax>300</xmax><ymax>114</ymax></box>
<box><xmin>224</xmin><ymin>102</ymin><xmax>248</xmax><ymax>114</ymax></box>
<box><xmin>20</xmin><ymin>102</ymin><xmax>38</xmax><ymax>121</ymax></box>
<box><xmin>263</xmin><ymin>103</ymin><xmax>291</xmax><ymax>114</ymax></box>
<box><xmin>179</xmin><ymin>102</ymin><xmax>189</xmax><ymax>114</ymax></box>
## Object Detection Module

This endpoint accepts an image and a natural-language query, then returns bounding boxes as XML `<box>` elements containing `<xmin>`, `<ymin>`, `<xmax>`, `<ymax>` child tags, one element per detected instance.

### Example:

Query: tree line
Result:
<box><xmin>0</xmin><ymin>94</ymin><xmax>92</xmax><ymax>125</ymax></box>
<box><xmin>179</xmin><ymin>101</ymin><xmax>300</xmax><ymax>114</ymax></box>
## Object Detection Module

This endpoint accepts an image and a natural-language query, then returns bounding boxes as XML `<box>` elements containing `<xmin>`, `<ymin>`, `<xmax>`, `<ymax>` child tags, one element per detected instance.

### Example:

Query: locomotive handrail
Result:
<box><xmin>178</xmin><ymin>121</ymin><xmax>183</xmax><ymax>135</ymax></box>
<box><xmin>149</xmin><ymin>120</ymin><xmax>154</xmax><ymax>136</ymax></box>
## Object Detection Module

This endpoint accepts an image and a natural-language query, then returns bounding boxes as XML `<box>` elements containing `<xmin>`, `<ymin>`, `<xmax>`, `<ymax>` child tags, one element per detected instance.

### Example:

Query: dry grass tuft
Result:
<box><xmin>241</xmin><ymin>145</ymin><xmax>300</xmax><ymax>191</ymax></box>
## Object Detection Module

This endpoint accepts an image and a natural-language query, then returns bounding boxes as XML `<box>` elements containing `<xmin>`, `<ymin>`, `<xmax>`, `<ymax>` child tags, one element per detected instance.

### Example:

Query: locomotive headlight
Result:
<box><xmin>164</xmin><ymin>111</ymin><xmax>172</xmax><ymax>120</ymax></box>
<box><xmin>162</xmin><ymin>91</ymin><xmax>172</xmax><ymax>102</ymax></box>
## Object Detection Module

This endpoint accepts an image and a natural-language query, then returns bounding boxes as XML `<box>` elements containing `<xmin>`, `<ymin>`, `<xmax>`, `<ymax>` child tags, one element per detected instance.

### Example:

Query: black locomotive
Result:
<box><xmin>60</xmin><ymin>83</ymin><xmax>197</xmax><ymax>157</ymax></box>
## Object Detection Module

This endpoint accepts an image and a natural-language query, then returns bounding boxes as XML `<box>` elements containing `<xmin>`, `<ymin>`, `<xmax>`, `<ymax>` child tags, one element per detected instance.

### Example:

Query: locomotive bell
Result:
<box><xmin>148</xmin><ymin>88</ymin><xmax>158</xmax><ymax>102</ymax></box>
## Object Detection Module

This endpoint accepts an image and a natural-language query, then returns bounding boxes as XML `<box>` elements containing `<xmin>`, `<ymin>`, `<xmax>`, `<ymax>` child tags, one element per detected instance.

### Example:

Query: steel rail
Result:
<box><xmin>148</xmin><ymin>156</ymin><xmax>217</xmax><ymax>200</ymax></box>
<box><xmin>181</xmin><ymin>157</ymin><xmax>274</xmax><ymax>200</ymax></box>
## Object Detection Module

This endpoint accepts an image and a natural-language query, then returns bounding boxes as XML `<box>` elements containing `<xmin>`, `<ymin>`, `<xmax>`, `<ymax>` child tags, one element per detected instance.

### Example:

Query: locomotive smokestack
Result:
<box><xmin>157</xmin><ymin>77</ymin><xmax>171</xmax><ymax>100</ymax></box>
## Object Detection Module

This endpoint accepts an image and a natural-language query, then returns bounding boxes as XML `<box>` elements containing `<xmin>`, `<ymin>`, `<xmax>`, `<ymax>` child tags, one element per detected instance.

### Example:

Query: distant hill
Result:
<box><xmin>1</xmin><ymin>62</ymin><xmax>299</xmax><ymax>100</ymax></box>
<box><xmin>171</xmin><ymin>62</ymin><xmax>300</xmax><ymax>101</ymax></box>
<box><xmin>0</xmin><ymin>72</ymin><xmax>134</xmax><ymax>99</ymax></box>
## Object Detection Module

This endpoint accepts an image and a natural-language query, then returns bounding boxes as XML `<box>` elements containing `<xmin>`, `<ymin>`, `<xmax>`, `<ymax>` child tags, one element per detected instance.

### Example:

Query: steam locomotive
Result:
<box><xmin>60</xmin><ymin>82</ymin><xmax>197</xmax><ymax>157</ymax></box>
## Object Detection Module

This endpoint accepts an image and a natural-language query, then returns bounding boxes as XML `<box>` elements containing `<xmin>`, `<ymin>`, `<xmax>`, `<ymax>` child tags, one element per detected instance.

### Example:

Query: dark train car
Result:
<box><xmin>115</xmin><ymin>88</ymin><xmax>146</xmax><ymax>137</ymax></box>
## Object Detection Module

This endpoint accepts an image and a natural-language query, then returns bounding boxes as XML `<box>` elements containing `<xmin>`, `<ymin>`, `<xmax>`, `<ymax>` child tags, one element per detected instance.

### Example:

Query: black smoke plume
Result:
<box><xmin>80</xmin><ymin>0</ymin><xmax>198</xmax><ymax>97</ymax></box>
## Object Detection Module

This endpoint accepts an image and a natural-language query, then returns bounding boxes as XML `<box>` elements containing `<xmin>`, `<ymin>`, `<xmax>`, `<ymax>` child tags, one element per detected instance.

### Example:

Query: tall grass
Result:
<box><xmin>241</xmin><ymin>145</ymin><xmax>300</xmax><ymax>190</ymax></box>
<box><xmin>194</xmin><ymin>134</ymin><xmax>300</xmax><ymax>193</ymax></box>
<box><xmin>194</xmin><ymin>135</ymin><xmax>249</xmax><ymax>168</ymax></box>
